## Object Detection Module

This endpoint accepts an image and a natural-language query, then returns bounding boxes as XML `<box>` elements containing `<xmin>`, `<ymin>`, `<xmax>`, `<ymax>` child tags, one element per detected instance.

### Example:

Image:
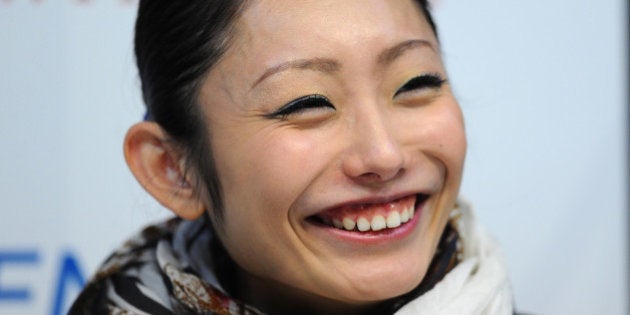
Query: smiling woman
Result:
<box><xmin>70</xmin><ymin>1</ymin><xmax>513</xmax><ymax>314</ymax></box>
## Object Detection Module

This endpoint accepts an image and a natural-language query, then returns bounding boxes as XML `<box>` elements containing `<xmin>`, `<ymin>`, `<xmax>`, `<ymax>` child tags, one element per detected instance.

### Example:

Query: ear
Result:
<box><xmin>124</xmin><ymin>122</ymin><xmax>205</xmax><ymax>220</ymax></box>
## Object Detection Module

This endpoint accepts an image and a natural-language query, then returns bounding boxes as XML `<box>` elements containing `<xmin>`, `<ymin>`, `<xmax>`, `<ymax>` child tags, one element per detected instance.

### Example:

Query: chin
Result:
<box><xmin>325</xmin><ymin>254</ymin><xmax>430</xmax><ymax>304</ymax></box>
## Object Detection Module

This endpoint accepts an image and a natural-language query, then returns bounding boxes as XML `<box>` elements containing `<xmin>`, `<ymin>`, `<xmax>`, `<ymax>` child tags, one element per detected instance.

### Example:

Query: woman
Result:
<box><xmin>71</xmin><ymin>0</ymin><xmax>513</xmax><ymax>314</ymax></box>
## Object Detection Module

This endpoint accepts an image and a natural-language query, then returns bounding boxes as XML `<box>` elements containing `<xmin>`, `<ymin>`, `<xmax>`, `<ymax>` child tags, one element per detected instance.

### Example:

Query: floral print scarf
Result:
<box><xmin>70</xmin><ymin>213</ymin><xmax>460</xmax><ymax>315</ymax></box>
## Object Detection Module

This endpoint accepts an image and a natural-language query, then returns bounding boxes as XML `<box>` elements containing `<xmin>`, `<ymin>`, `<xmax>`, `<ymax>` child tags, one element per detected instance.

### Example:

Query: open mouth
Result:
<box><xmin>307</xmin><ymin>194</ymin><xmax>428</xmax><ymax>233</ymax></box>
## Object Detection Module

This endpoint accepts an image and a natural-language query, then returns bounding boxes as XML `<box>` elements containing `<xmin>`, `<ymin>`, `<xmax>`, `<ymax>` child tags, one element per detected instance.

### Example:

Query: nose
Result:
<box><xmin>342</xmin><ymin>108</ymin><xmax>405</xmax><ymax>185</ymax></box>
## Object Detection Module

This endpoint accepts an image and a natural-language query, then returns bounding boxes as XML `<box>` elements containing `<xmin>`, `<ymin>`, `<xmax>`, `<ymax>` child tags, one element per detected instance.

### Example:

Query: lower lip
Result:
<box><xmin>307</xmin><ymin>201</ymin><xmax>423</xmax><ymax>245</ymax></box>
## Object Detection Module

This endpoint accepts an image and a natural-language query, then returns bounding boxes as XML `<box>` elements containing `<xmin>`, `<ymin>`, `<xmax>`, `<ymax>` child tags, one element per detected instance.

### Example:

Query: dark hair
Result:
<box><xmin>134</xmin><ymin>0</ymin><xmax>437</xmax><ymax>224</ymax></box>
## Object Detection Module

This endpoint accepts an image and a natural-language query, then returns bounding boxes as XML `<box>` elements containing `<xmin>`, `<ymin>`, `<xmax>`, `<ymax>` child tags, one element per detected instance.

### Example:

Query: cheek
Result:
<box><xmin>422</xmin><ymin>101</ymin><xmax>467</xmax><ymax>178</ymax></box>
<box><xmin>227</xmin><ymin>131</ymin><xmax>324</xmax><ymax>203</ymax></box>
<box><xmin>212</xmin><ymin>128</ymin><xmax>330</xmax><ymax>234</ymax></box>
<box><xmin>213</xmin><ymin>129</ymin><xmax>339</xmax><ymax>281</ymax></box>
<box><xmin>396</xmin><ymin>98</ymin><xmax>466</xmax><ymax>176</ymax></box>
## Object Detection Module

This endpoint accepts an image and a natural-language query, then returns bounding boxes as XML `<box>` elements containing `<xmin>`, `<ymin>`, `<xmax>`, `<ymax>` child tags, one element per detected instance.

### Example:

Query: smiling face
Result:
<box><xmin>198</xmin><ymin>0</ymin><xmax>466</xmax><ymax>310</ymax></box>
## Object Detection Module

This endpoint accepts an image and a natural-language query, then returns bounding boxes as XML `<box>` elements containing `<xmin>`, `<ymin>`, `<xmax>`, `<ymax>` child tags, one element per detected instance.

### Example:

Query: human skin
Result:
<box><xmin>197</xmin><ymin>0</ymin><xmax>467</xmax><ymax>313</ymax></box>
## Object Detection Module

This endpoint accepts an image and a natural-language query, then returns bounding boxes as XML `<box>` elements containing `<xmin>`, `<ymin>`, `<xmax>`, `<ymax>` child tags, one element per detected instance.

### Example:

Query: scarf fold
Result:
<box><xmin>395</xmin><ymin>202</ymin><xmax>513</xmax><ymax>315</ymax></box>
<box><xmin>70</xmin><ymin>201</ymin><xmax>513</xmax><ymax>315</ymax></box>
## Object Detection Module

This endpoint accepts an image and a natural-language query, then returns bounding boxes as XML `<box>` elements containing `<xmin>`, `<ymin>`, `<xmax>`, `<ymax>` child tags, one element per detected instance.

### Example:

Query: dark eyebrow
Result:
<box><xmin>251</xmin><ymin>40</ymin><xmax>434</xmax><ymax>89</ymax></box>
<box><xmin>377</xmin><ymin>39</ymin><xmax>436</xmax><ymax>66</ymax></box>
<box><xmin>251</xmin><ymin>58</ymin><xmax>340</xmax><ymax>89</ymax></box>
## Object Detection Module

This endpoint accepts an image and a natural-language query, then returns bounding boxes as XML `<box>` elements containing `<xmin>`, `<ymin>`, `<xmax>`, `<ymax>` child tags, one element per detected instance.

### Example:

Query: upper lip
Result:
<box><xmin>309</xmin><ymin>190</ymin><xmax>429</xmax><ymax>217</ymax></box>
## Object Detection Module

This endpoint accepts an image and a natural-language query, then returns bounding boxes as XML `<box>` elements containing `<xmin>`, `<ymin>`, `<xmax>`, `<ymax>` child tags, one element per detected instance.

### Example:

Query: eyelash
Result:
<box><xmin>267</xmin><ymin>73</ymin><xmax>445</xmax><ymax>119</ymax></box>
<box><xmin>394</xmin><ymin>73</ymin><xmax>446</xmax><ymax>97</ymax></box>
<box><xmin>268</xmin><ymin>94</ymin><xmax>335</xmax><ymax>119</ymax></box>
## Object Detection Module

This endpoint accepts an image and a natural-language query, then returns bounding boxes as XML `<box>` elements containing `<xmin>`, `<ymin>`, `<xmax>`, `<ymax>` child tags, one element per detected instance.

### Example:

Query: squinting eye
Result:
<box><xmin>268</xmin><ymin>94</ymin><xmax>335</xmax><ymax>119</ymax></box>
<box><xmin>394</xmin><ymin>73</ymin><xmax>446</xmax><ymax>97</ymax></box>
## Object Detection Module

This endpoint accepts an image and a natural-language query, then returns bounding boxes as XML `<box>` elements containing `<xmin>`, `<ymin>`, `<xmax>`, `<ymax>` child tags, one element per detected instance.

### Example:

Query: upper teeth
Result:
<box><xmin>386</xmin><ymin>211</ymin><xmax>401</xmax><ymax>228</ymax></box>
<box><xmin>357</xmin><ymin>217</ymin><xmax>371</xmax><ymax>232</ymax></box>
<box><xmin>332</xmin><ymin>204</ymin><xmax>415</xmax><ymax>232</ymax></box>
<box><xmin>400</xmin><ymin>208</ymin><xmax>409</xmax><ymax>223</ymax></box>
<box><xmin>342</xmin><ymin>217</ymin><xmax>356</xmax><ymax>230</ymax></box>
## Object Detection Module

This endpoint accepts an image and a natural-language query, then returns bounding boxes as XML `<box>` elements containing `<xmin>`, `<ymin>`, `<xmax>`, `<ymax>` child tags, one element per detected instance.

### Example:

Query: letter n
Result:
<box><xmin>51</xmin><ymin>251</ymin><xmax>85</xmax><ymax>315</ymax></box>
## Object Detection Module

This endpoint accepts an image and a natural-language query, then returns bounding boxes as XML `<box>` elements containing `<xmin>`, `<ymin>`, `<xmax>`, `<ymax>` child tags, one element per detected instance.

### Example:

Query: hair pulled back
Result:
<box><xmin>134</xmin><ymin>0</ymin><xmax>437</xmax><ymax>223</ymax></box>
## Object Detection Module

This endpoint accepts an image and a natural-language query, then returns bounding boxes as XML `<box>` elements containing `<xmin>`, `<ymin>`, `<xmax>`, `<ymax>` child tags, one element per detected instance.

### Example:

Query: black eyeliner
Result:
<box><xmin>266</xmin><ymin>94</ymin><xmax>333</xmax><ymax>119</ymax></box>
<box><xmin>394</xmin><ymin>73</ymin><xmax>446</xmax><ymax>97</ymax></box>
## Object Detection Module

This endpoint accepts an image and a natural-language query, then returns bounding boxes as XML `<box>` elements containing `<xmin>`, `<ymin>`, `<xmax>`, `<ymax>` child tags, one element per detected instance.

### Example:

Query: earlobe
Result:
<box><xmin>124</xmin><ymin>122</ymin><xmax>205</xmax><ymax>220</ymax></box>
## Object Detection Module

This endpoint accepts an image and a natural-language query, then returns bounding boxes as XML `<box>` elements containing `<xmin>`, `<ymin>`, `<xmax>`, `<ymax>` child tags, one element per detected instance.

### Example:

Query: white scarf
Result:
<box><xmin>396</xmin><ymin>202</ymin><xmax>514</xmax><ymax>315</ymax></box>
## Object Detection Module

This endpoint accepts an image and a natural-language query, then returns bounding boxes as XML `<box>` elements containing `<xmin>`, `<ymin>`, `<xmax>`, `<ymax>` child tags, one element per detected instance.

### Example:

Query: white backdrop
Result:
<box><xmin>0</xmin><ymin>1</ymin><xmax>626</xmax><ymax>314</ymax></box>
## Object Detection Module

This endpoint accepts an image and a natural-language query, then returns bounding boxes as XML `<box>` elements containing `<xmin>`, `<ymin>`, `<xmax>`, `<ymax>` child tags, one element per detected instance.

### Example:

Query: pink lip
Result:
<box><xmin>311</xmin><ymin>191</ymin><xmax>428</xmax><ymax>216</ymax></box>
<box><xmin>305</xmin><ymin>195</ymin><xmax>426</xmax><ymax>245</ymax></box>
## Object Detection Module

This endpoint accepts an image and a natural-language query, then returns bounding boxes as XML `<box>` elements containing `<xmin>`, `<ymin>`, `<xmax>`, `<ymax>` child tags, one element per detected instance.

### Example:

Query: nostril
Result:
<box><xmin>356</xmin><ymin>167</ymin><xmax>404</xmax><ymax>185</ymax></box>
<box><xmin>359</xmin><ymin>172</ymin><xmax>382</xmax><ymax>182</ymax></box>
<box><xmin>340</xmin><ymin>115</ymin><xmax>406</xmax><ymax>182</ymax></box>
<box><xmin>342</xmin><ymin>142</ymin><xmax>406</xmax><ymax>184</ymax></box>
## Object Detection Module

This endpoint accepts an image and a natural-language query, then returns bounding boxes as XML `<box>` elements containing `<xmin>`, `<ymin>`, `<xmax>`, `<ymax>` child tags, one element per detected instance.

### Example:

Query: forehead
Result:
<box><xmin>221</xmin><ymin>0</ymin><xmax>436</xmax><ymax>79</ymax></box>
<box><xmin>240</xmin><ymin>0</ymin><xmax>428</xmax><ymax>34</ymax></box>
